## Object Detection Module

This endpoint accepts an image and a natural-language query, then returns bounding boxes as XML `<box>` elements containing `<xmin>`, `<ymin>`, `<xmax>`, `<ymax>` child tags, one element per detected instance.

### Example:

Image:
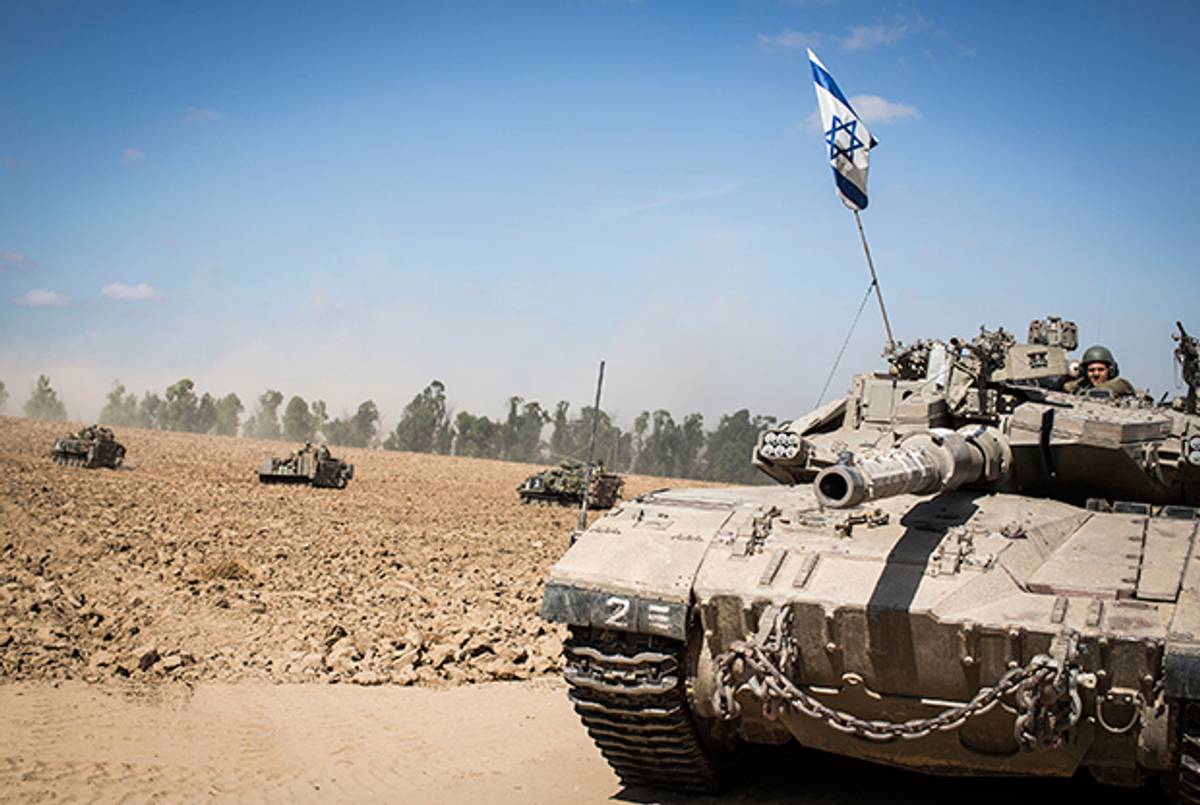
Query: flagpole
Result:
<box><xmin>852</xmin><ymin>209</ymin><xmax>895</xmax><ymax>350</ymax></box>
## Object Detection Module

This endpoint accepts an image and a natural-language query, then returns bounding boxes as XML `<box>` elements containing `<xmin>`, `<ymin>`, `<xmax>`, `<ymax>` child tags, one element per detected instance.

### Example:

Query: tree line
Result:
<box><xmin>97</xmin><ymin>381</ymin><xmax>382</xmax><ymax>448</ymax></box>
<box><xmin>381</xmin><ymin>380</ymin><xmax>777</xmax><ymax>484</ymax></box>
<box><xmin>6</xmin><ymin>375</ymin><xmax>778</xmax><ymax>484</ymax></box>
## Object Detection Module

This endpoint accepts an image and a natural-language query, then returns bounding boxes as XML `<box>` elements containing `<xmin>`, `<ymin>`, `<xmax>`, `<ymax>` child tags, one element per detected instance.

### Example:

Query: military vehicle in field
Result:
<box><xmin>257</xmin><ymin>443</ymin><xmax>353</xmax><ymax>489</ymax></box>
<box><xmin>541</xmin><ymin>317</ymin><xmax>1200</xmax><ymax>799</ymax></box>
<box><xmin>51</xmin><ymin>424</ymin><xmax>126</xmax><ymax>468</ymax></box>
<box><xmin>518</xmin><ymin>461</ymin><xmax>624</xmax><ymax>509</ymax></box>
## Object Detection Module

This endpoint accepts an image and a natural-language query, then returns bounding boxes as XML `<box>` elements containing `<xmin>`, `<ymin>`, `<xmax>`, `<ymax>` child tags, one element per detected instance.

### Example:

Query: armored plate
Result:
<box><xmin>541</xmin><ymin>317</ymin><xmax>1200</xmax><ymax>799</ymax></box>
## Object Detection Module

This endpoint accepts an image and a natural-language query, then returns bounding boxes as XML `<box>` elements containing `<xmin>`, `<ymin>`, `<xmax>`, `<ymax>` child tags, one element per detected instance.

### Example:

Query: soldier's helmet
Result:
<box><xmin>1080</xmin><ymin>344</ymin><xmax>1120</xmax><ymax>378</ymax></box>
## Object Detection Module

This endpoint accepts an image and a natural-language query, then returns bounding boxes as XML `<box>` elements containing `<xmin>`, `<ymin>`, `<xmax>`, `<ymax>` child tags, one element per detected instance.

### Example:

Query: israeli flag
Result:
<box><xmin>808</xmin><ymin>48</ymin><xmax>878</xmax><ymax>211</ymax></box>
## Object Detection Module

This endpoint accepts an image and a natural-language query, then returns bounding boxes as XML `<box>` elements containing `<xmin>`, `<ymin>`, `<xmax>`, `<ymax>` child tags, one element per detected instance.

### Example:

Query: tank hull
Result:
<box><xmin>517</xmin><ymin>467</ymin><xmax>623</xmax><ymax>509</ymax></box>
<box><xmin>257</xmin><ymin>455</ymin><xmax>353</xmax><ymax>489</ymax></box>
<box><xmin>50</xmin><ymin>437</ymin><xmax>125</xmax><ymax>469</ymax></box>
<box><xmin>542</xmin><ymin>484</ymin><xmax>1200</xmax><ymax>792</ymax></box>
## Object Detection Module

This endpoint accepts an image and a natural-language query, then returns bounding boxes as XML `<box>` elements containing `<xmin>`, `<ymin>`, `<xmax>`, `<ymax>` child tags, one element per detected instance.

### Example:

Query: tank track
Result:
<box><xmin>52</xmin><ymin>454</ymin><xmax>89</xmax><ymax>468</ymax></box>
<box><xmin>1179</xmin><ymin>701</ymin><xmax>1200</xmax><ymax>805</ymax></box>
<box><xmin>564</xmin><ymin>626</ymin><xmax>721</xmax><ymax>793</ymax></box>
<box><xmin>519</xmin><ymin>492</ymin><xmax>583</xmax><ymax>508</ymax></box>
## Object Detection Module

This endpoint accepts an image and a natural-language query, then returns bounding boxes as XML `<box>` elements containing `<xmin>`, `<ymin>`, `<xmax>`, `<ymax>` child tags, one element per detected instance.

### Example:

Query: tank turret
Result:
<box><xmin>754</xmin><ymin>318</ymin><xmax>1198</xmax><ymax>508</ymax></box>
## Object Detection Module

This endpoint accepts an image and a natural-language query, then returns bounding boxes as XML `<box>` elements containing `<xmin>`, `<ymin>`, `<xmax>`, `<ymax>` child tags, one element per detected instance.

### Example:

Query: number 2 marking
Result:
<box><xmin>604</xmin><ymin>596</ymin><xmax>631</xmax><ymax>627</ymax></box>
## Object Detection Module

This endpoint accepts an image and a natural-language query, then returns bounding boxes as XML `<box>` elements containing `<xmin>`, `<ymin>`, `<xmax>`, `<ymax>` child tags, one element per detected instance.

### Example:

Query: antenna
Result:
<box><xmin>853</xmin><ymin>210</ymin><xmax>895</xmax><ymax>350</ymax></box>
<box><xmin>578</xmin><ymin>360</ymin><xmax>606</xmax><ymax>531</ymax></box>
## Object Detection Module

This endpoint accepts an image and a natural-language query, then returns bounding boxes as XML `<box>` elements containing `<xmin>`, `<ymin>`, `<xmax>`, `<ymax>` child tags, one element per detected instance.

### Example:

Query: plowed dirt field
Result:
<box><xmin>0</xmin><ymin>417</ymin><xmax>1161</xmax><ymax>803</ymax></box>
<box><xmin>0</xmin><ymin>416</ymin><xmax>705</xmax><ymax>687</ymax></box>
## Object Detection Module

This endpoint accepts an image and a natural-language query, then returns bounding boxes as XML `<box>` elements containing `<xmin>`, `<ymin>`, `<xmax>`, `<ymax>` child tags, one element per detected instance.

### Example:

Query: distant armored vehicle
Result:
<box><xmin>51</xmin><ymin>424</ymin><xmax>126</xmax><ymax>468</ymax></box>
<box><xmin>258</xmin><ymin>443</ymin><xmax>353</xmax><ymax>489</ymax></box>
<box><xmin>518</xmin><ymin>462</ymin><xmax>623</xmax><ymax>509</ymax></box>
<box><xmin>541</xmin><ymin>317</ymin><xmax>1200</xmax><ymax>800</ymax></box>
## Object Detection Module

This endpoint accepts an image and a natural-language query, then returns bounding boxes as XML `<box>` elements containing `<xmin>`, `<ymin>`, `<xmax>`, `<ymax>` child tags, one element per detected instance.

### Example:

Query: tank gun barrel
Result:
<box><xmin>814</xmin><ymin>426</ymin><xmax>1010</xmax><ymax>509</ymax></box>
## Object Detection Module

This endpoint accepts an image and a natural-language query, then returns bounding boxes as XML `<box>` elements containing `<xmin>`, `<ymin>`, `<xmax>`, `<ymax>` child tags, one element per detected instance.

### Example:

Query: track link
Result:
<box><xmin>1179</xmin><ymin>702</ymin><xmax>1200</xmax><ymax>805</ymax></box>
<box><xmin>564</xmin><ymin>627</ymin><xmax>720</xmax><ymax>793</ymax></box>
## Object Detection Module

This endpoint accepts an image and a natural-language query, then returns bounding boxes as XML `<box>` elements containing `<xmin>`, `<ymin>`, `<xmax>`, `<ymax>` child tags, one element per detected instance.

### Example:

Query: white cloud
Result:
<box><xmin>758</xmin><ymin>28</ymin><xmax>822</xmax><ymax>50</ymax></box>
<box><xmin>795</xmin><ymin>94</ymin><xmax>921</xmax><ymax>131</ymax></box>
<box><xmin>183</xmin><ymin>106</ymin><xmax>225</xmax><ymax>123</ymax></box>
<box><xmin>847</xmin><ymin>94</ymin><xmax>920</xmax><ymax>123</ymax></box>
<box><xmin>1</xmin><ymin>252</ymin><xmax>38</xmax><ymax>271</ymax></box>
<box><xmin>767</xmin><ymin>11</ymin><xmax>930</xmax><ymax>53</ymax></box>
<box><xmin>839</xmin><ymin>11</ymin><xmax>929</xmax><ymax>50</ymax></box>
<box><xmin>841</xmin><ymin>23</ymin><xmax>902</xmax><ymax>50</ymax></box>
<box><xmin>13</xmin><ymin>289</ymin><xmax>68</xmax><ymax>307</ymax></box>
<box><xmin>102</xmin><ymin>282</ymin><xmax>162</xmax><ymax>301</ymax></box>
<box><xmin>121</xmin><ymin>148</ymin><xmax>145</xmax><ymax>165</ymax></box>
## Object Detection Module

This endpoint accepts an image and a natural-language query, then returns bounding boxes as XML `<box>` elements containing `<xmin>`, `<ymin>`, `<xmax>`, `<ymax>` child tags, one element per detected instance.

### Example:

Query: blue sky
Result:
<box><xmin>2</xmin><ymin>0</ymin><xmax>1198</xmax><ymax>425</ymax></box>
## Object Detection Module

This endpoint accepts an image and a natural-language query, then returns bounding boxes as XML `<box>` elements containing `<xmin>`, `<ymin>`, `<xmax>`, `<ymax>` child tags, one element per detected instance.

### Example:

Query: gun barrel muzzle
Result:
<box><xmin>814</xmin><ymin>426</ymin><xmax>1009</xmax><ymax>509</ymax></box>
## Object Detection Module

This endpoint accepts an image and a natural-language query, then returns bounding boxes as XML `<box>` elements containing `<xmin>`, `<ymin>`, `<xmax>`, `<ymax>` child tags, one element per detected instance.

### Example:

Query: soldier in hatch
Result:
<box><xmin>1064</xmin><ymin>345</ymin><xmax>1135</xmax><ymax>398</ymax></box>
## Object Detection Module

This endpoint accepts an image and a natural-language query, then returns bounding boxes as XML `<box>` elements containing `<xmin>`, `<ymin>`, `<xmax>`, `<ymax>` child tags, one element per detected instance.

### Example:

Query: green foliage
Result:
<box><xmin>452</xmin><ymin>411</ymin><xmax>499</xmax><ymax>457</ymax></box>
<box><xmin>0</xmin><ymin>379</ymin><xmax>8</xmax><ymax>414</ymax></box>
<box><xmin>75</xmin><ymin>372</ymin><xmax>780</xmax><ymax>483</ymax></box>
<box><xmin>100</xmin><ymin>382</ymin><xmax>141</xmax><ymax>427</ymax></box>
<box><xmin>138</xmin><ymin>392</ymin><xmax>164</xmax><ymax>428</ymax></box>
<box><xmin>244</xmin><ymin>389</ymin><xmax>284</xmax><ymax>439</ymax></box>
<box><xmin>195</xmin><ymin>393</ymin><xmax>218</xmax><ymax>434</ymax></box>
<box><xmin>323</xmin><ymin>400</ymin><xmax>379</xmax><ymax>448</ymax></box>
<box><xmin>548</xmin><ymin>402</ymin><xmax>631</xmax><ymax>468</ymax></box>
<box><xmin>100</xmin><ymin>378</ymin><xmax>240</xmax><ymax>434</ymax></box>
<box><xmin>162</xmin><ymin>379</ymin><xmax>203</xmax><ymax>432</ymax></box>
<box><xmin>705</xmin><ymin>409</ymin><xmax>776</xmax><ymax>484</ymax></box>
<box><xmin>634</xmin><ymin>410</ymin><xmax>705</xmax><ymax>478</ymax></box>
<box><xmin>499</xmin><ymin>397</ymin><xmax>549</xmax><ymax>462</ymax></box>
<box><xmin>281</xmin><ymin>395</ymin><xmax>317</xmax><ymax>442</ymax></box>
<box><xmin>310</xmin><ymin>400</ymin><xmax>328</xmax><ymax>432</ymax></box>
<box><xmin>383</xmin><ymin>380</ymin><xmax>453</xmax><ymax>453</ymax></box>
<box><xmin>23</xmin><ymin>375</ymin><xmax>68</xmax><ymax>421</ymax></box>
<box><xmin>213</xmin><ymin>393</ymin><xmax>243</xmax><ymax>436</ymax></box>
<box><xmin>549</xmin><ymin>401</ymin><xmax>572</xmax><ymax>459</ymax></box>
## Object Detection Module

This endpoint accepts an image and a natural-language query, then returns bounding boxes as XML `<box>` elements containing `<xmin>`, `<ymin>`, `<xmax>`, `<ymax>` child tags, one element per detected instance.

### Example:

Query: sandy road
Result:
<box><xmin>0</xmin><ymin>680</ymin><xmax>1164</xmax><ymax>805</ymax></box>
<box><xmin>0</xmin><ymin>679</ymin><xmax>611</xmax><ymax>803</ymax></box>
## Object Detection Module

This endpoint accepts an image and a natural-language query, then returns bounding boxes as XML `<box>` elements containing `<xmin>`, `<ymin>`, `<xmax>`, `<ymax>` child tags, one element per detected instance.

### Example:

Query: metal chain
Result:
<box><xmin>714</xmin><ymin>623</ymin><xmax>1081</xmax><ymax>749</ymax></box>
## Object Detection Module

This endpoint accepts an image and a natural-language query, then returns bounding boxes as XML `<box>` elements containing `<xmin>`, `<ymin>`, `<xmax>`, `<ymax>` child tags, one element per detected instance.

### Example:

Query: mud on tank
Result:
<box><xmin>540</xmin><ymin>317</ymin><xmax>1200</xmax><ymax>800</ymax></box>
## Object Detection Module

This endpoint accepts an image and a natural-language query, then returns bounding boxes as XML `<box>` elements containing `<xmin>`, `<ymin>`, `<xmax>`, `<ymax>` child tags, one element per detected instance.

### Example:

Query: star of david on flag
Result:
<box><xmin>808</xmin><ymin>48</ymin><xmax>878</xmax><ymax>211</ymax></box>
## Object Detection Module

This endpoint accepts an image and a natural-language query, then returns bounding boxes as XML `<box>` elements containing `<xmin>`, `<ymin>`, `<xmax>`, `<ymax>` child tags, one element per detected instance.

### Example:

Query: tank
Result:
<box><xmin>50</xmin><ymin>424</ymin><xmax>126</xmax><ymax>469</ymax></box>
<box><xmin>257</xmin><ymin>443</ymin><xmax>353</xmax><ymax>489</ymax></box>
<box><xmin>518</xmin><ymin>461</ymin><xmax>624</xmax><ymax>509</ymax></box>
<box><xmin>540</xmin><ymin>317</ymin><xmax>1200</xmax><ymax>799</ymax></box>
